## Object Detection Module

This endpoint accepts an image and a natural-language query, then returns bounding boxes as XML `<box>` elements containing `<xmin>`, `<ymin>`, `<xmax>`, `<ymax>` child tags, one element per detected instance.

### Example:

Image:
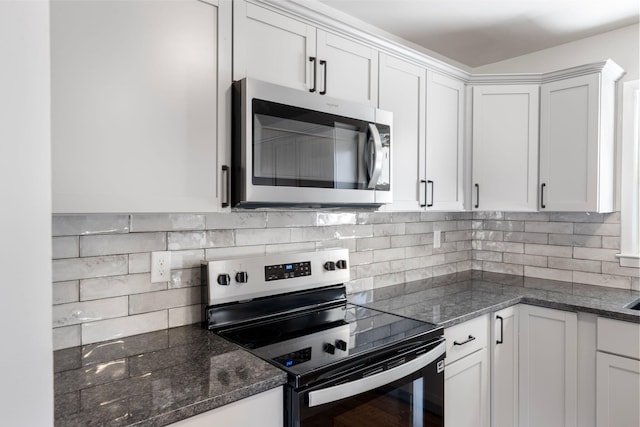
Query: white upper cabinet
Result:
<box><xmin>472</xmin><ymin>85</ymin><xmax>539</xmax><ymax>211</ymax></box>
<box><xmin>378</xmin><ymin>54</ymin><xmax>425</xmax><ymax>211</ymax></box>
<box><xmin>234</xmin><ymin>1</ymin><xmax>378</xmax><ymax>106</ymax></box>
<box><xmin>51</xmin><ymin>0</ymin><xmax>230</xmax><ymax>213</ymax></box>
<box><xmin>379</xmin><ymin>56</ymin><xmax>466</xmax><ymax>212</ymax></box>
<box><xmin>426</xmin><ymin>71</ymin><xmax>466</xmax><ymax>211</ymax></box>
<box><xmin>539</xmin><ymin>61</ymin><xmax>624</xmax><ymax>212</ymax></box>
<box><xmin>316</xmin><ymin>29</ymin><xmax>379</xmax><ymax>106</ymax></box>
<box><xmin>233</xmin><ymin>1</ymin><xmax>316</xmax><ymax>92</ymax></box>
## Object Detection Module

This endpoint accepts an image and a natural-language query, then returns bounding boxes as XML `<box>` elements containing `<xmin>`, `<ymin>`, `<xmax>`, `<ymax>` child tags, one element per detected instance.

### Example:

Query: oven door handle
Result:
<box><xmin>307</xmin><ymin>341</ymin><xmax>445</xmax><ymax>408</ymax></box>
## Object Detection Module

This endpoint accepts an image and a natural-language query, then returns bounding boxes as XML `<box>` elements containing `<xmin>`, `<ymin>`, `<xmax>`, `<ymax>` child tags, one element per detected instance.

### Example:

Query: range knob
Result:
<box><xmin>323</xmin><ymin>261</ymin><xmax>336</xmax><ymax>271</ymax></box>
<box><xmin>336</xmin><ymin>259</ymin><xmax>347</xmax><ymax>269</ymax></box>
<box><xmin>323</xmin><ymin>343</ymin><xmax>336</xmax><ymax>355</ymax></box>
<box><xmin>235</xmin><ymin>271</ymin><xmax>248</xmax><ymax>283</ymax></box>
<box><xmin>335</xmin><ymin>339</ymin><xmax>347</xmax><ymax>351</ymax></box>
<box><xmin>217</xmin><ymin>273</ymin><xmax>231</xmax><ymax>286</ymax></box>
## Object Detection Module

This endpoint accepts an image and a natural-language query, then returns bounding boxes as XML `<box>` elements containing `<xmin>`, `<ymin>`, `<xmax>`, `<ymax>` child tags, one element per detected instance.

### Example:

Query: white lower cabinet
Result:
<box><xmin>169</xmin><ymin>387</ymin><xmax>283</xmax><ymax>427</ymax></box>
<box><xmin>518</xmin><ymin>305</ymin><xmax>578</xmax><ymax>427</ymax></box>
<box><xmin>596</xmin><ymin>317</ymin><xmax>640</xmax><ymax>427</ymax></box>
<box><xmin>444</xmin><ymin>315</ymin><xmax>490</xmax><ymax>427</ymax></box>
<box><xmin>491</xmin><ymin>306</ymin><xmax>519</xmax><ymax>427</ymax></box>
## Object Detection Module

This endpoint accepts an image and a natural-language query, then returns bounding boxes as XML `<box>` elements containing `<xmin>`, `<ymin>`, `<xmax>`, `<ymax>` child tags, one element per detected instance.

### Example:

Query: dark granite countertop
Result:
<box><xmin>54</xmin><ymin>271</ymin><xmax>638</xmax><ymax>426</ymax></box>
<box><xmin>348</xmin><ymin>271</ymin><xmax>640</xmax><ymax>328</ymax></box>
<box><xmin>54</xmin><ymin>325</ymin><xmax>286</xmax><ymax>426</ymax></box>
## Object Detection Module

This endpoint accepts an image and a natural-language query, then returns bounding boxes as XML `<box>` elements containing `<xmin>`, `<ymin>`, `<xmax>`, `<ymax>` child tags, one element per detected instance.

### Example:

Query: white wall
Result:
<box><xmin>0</xmin><ymin>1</ymin><xmax>53</xmax><ymax>424</ymax></box>
<box><xmin>473</xmin><ymin>23</ymin><xmax>639</xmax><ymax>82</ymax></box>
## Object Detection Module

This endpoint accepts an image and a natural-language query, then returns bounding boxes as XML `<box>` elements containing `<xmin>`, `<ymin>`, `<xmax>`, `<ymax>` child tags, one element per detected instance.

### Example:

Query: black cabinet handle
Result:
<box><xmin>309</xmin><ymin>57</ymin><xmax>316</xmax><ymax>93</ymax></box>
<box><xmin>541</xmin><ymin>183</ymin><xmax>546</xmax><ymax>209</ymax></box>
<box><xmin>496</xmin><ymin>315</ymin><xmax>504</xmax><ymax>345</ymax></box>
<box><xmin>221</xmin><ymin>165</ymin><xmax>230</xmax><ymax>208</ymax></box>
<box><xmin>319</xmin><ymin>60</ymin><xmax>327</xmax><ymax>95</ymax></box>
<box><xmin>420</xmin><ymin>179</ymin><xmax>427</xmax><ymax>207</ymax></box>
<box><xmin>453</xmin><ymin>335</ymin><xmax>476</xmax><ymax>346</ymax></box>
<box><xmin>474</xmin><ymin>183</ymin><xmax>480</xmax><ymax>209</ymax></box>
<box><xmin>427</xmin><ymin>180</ymin><xmax>434</xmax><ymax>207</ymax></box>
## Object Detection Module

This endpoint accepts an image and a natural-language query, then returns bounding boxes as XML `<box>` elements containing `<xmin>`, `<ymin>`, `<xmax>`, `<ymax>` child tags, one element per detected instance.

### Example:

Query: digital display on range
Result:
<box><xmin>265</xmin><ymin>261</ymin><xmax>311</xmax><ymax>281</ymax></box>
<box><xmin>273</xmin><ymin>347</ymin><xmax>312</xmax><ymax>367</ymax></box>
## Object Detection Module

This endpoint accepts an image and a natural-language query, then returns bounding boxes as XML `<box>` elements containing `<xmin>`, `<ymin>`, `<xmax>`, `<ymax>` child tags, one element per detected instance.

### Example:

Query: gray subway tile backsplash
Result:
<box><xmin>50</xmin><ymin>210</ymin><xmax>638</xmax><ymax>350</ymax></box>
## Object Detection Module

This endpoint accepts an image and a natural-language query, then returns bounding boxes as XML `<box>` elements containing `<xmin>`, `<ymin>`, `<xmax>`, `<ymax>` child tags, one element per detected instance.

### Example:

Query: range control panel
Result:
<box><xmin>265</xmin><ymin>261</ymin><xmax>311</xmax><ymax>281</ymax></box>
<box><xmin>204</xmin><ymin>248</ymin><xmax>350</xmax><ymax>305</ymax></box>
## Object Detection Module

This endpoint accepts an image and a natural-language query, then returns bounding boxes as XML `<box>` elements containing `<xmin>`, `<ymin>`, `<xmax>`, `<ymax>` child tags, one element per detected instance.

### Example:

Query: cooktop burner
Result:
<box><xmin>217</xmin><ymin>302</ymin><xmax>439</xmax><ymax>380</ymax></box>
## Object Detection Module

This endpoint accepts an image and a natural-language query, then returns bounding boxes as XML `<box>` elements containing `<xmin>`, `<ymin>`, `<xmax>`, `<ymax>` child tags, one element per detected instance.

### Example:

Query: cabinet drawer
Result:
<box><xmin>597</xmin><ymin>317</ymin><xmax>640</xmax><ymax>359</ymax></box>
<box><xmin>444</xmin><ymin>315</ymin><xmax>488</xmax><ymax>365</ymax></box>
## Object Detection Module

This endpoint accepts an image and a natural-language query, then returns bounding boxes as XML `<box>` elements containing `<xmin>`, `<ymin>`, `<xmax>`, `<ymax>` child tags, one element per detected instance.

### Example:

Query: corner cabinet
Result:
<box><xmin>518</xmin><ymin>305</ymin><xmax>578</xmax><ymax>427</ymax></box>
<box><xmin>233</xmin><ymin>0</ymin><xmax>378</xmax><ymax>106</ymax></box>
<box><xmin>51</xmin><ymin>0</ymin><xmax>231</xmax><ymax>213</ymax></box>
<box><xmin>539</xmin><ymin>61</ymin><xmax>625</xmax><ymax>212</ymax></box>
<box><xmin>471</xmin><ymin>85</ymin><xmax>539</xmax><ymax>211</ymax></box>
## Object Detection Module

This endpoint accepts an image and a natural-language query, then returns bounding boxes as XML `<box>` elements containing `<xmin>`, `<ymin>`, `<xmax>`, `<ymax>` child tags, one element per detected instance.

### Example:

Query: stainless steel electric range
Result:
<box><xmin>203</xmin><ymin>248</ymin><xmax>445</xmax><ymax>427</ymax></box>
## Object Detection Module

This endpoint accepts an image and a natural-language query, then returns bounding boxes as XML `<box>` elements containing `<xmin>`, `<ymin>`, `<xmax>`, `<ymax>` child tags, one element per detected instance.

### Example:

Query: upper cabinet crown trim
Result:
<box><xmin>253</xmin><ymin>1</ymin><xmax>625</xmax><ymax>87</ymax></box>
<box><xmin>251</xmin><ymin>0</ymin><xmax>471</xmax><ymax>81</ymax></box>
<box><xmin>469</xmin><ymin>59</ymin><xmax>626</xmax><ymax>85</ymax></box>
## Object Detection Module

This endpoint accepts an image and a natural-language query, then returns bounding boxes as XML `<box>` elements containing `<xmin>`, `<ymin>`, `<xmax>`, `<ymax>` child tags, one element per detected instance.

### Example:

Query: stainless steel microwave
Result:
<box><xmin>232</xmin><ymin>78</ymin><xmax>392</xmax><ymax>208</ymax></box>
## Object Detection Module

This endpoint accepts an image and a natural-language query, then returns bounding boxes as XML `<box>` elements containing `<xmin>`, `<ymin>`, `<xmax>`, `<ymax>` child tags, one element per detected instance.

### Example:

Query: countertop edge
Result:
<box><xmin>434</xmin><ymin>296</ymin><xmax>640</xmax><ymax>329</ymax></box>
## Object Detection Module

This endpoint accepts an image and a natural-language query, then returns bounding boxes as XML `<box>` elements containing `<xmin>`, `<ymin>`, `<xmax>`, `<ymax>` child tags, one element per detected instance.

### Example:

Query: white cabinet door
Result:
<box><xmin>233</xmin><ymin>1</ymin><xmax>316</xmax><ymax>91</ymax></box>
<box><xmin>471</xmin><ymin>85</ymin><xmax>539</xmax><ymax>211</ymax></box>
<box><xmin>519</xmin><ymin>305</ymin><xmax>577</xmax><ymax>427</ymax></box>
<box><xmin>316</xmin><ymin>29</ymin><xmax>378</xmax><ymax>106</ymax></box>
<box><xmin>445</xmin><ymin>347</ymin><xmax>490</xmax><ymax>427</ymax></box>
<box><xmin>539</xmin><ymin>73</ymin><xmax>615</xmax><ymax>212</ymax></box>
<box><xmin>378</xmin><ymin>54</ymin><xmax>425</xmax><ymax>211</ymax></box>
<box><xmin>491</xmin><ymin>306</ymin><xmax>519</xmax><ymax>427</ymax></box>
<box><xmin>234</xmin><ymin>1</ymin><xmax>378</xmax><ymax>107</ymax></box>
<box><xmin>52</xmin><ymin>0</ymin><xmax>226</xmax><ymax>212</ymax></box>
<box><xmin>426</xmin><ymin>71</ymin><xmax>465</xmax><ymax>211</ymax></box>
<box><xmin>169</xmin><ymin>387</ymin><xmax>283</xmax><ymax>426</ymax></box>
<box><xmin>596</xmin><ymin>352</ymin><xmax>640</xmax><ymax>427</ymax></box>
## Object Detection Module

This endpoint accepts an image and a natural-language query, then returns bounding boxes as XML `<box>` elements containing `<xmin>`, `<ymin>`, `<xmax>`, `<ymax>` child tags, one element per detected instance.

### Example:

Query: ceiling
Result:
<box><xmin>317</xmin><ymin>0</ymin><xmax>640</xmax><ymax>68</ymax></box>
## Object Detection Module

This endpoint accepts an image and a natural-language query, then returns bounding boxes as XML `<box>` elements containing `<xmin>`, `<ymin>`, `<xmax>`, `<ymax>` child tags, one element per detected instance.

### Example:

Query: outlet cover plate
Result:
<box><xmin>151</xmin><ymin>251</ymin><xmax>172</xmax><ymax>283</ymax></box>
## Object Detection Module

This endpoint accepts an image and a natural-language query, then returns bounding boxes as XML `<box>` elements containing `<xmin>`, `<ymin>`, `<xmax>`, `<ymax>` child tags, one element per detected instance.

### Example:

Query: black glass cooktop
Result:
<box><xmin>217</xmin><ymin>303</ymin><xmax>441</xmax><ymax>385</ymax></box>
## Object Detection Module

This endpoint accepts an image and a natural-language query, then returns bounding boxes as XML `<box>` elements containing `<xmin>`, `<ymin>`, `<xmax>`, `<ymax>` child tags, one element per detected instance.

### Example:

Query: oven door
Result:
<box><xmin>288</xmin><ymin>339</ymin><xmax>445</xmax><ymax>427</ymax></box>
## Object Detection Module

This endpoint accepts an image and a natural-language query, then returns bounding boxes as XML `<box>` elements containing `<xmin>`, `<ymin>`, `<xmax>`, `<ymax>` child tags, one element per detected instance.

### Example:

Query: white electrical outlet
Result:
<box><xmin>151</xmin><ymin>251</ymin><xmax>172</xmax><ymax>283</ymax></box>
<box><xmin>434</xmin><ymin>230</ymin><xmax>441</xmax><ymax>249</ymax></box>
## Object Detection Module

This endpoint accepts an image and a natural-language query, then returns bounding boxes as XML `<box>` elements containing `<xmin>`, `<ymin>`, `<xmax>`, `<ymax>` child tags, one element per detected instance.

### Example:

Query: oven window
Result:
<box><xmin>252</xmin><ymin>99</ymin><xmax>370</xmax><ymax>190</ymax></box>
<box><xmin>294</xmin><ymin>365</ymin><xmax>443</xmax><ymax>427</ymax></box>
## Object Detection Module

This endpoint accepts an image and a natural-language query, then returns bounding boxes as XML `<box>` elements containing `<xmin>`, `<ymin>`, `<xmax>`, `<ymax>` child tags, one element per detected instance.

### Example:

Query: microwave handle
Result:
<box><xmin>366</xmin><ymin>123</ymin><xmax>383</xmax><ymax>189</ymax></box>
<box><xmin>307</xmin><ymin>340</ymin><xmax>445</xmax><ymax>408</ymax></box>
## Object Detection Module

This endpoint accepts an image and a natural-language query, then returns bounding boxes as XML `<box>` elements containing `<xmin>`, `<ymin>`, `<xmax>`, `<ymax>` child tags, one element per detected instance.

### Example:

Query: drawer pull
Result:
<box><xmin>453</xmin><ymin>335</ymin><xmax>476</xmax><ymax>346</ymax></box>
<box><xmin>496</xmin><ymin>315</ymin><xmax>504</xmax><ymax>345</ymax></box>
